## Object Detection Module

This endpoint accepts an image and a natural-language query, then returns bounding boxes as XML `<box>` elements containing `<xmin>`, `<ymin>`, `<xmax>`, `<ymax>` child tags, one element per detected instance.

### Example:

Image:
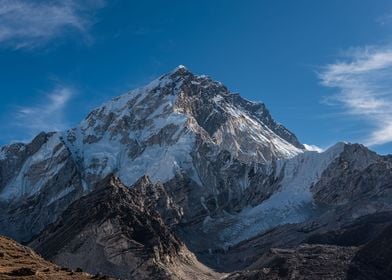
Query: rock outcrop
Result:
<box><xmin>30</xmin><ymin>175</ymin><xmax>220</xmax><ymax>280</ymax></box>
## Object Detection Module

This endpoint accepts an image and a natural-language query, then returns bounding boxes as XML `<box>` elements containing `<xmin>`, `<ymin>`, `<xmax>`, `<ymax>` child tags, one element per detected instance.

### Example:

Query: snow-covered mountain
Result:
<box><xmin>0</xmin><ymin>66</ymin><xmax>391</xmax><ymax>256</ymax></box>
<box><xmin>64</xmin><ymin>65</ymin><xmax>304</xmax><ymax>188</ymax></box>
<box><xmin>0</xmin><ymin>66</ymin><xmax>306</xmax><ymax>241</ymax></box>
<box><xmin>1</xmin><ymin>66</ymin><xmax>392</xmax><ymax>279</ymax></box>
<box><xmin>1</xmin><ymin>65</ymin><xmax>304</xmax><ymax>199</ymax></box>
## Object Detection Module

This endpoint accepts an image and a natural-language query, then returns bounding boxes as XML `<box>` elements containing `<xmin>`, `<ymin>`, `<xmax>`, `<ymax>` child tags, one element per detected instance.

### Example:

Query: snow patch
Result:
<box><xmin>0</xmin><ymin>134</ymin><xmax>67</xmax><ymax>201</ymax></box>
<box><xmin>46</xmin><ymin>186</ymin><xmax>75</xmax><ymax>206</ymax></box>
<box><xmin>117</xmin><ymin>130</ymin><xmax>197</xmax><ymax>186</ymax></box>
<box><xmin>0</xmin><ymin>150</ymin><xmax>6</xmax><ymax>161</ymax></box>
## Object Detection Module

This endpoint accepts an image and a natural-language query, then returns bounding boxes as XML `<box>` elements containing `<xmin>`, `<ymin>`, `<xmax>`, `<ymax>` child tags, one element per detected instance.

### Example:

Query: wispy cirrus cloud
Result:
<box><xmin>0</xmin><ymin>0</ymin><xmax>105</xmax><ymax>49</ymax></box>
<box><xmin>319</xmin><ymin>46</ymin><xmax>392</xmax><ymax>146</ymax></box>
<box><xmin>15</xmin><ymin>87</ymin><xmax>74</xmax><ymax>138</ymax></box>
<box><xmin>376</xmin><ymin>12</ymin><xmax>392</xmax><ymax>26</ymax></box>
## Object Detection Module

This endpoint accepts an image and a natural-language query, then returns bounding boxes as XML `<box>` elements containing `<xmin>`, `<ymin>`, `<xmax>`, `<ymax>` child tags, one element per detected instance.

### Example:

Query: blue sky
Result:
<box><xmin>1</xmin><ymin>0</ymin><xmax>392</xmax><ymax>154</ymax></box>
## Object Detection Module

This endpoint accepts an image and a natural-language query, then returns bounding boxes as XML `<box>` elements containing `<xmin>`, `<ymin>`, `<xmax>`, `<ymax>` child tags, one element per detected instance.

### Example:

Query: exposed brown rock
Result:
<box><xmin>30</xmin><ymin>175</ymin><xmax>220</xmax><ymax>280</ymax></box>
<box><xmin>0</xmin><ymin>235</ymin><xmax>102</xmax><ymax>280</ymax></box>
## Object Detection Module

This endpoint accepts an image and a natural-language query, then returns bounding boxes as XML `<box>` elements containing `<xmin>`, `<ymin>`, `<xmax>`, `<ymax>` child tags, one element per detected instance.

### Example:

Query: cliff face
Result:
<box><xmin>30</xmin><ymin>175</ymin><xmax>220</xmax><ymax>280</ymax></box>
<box><xmin>0</xmin><ymin>132</ymin><xmax>84</xmax><ymax>242</ymax></box>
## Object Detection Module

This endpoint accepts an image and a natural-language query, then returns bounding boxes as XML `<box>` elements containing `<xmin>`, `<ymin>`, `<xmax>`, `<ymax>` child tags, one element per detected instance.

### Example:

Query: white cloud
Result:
<box><xmin>15</xmin><ymin>87</ymin><xmax>73</xmax><ymax>137</ymax></box>
<box><xmin>0</xmin><ymin>0</ymin><xmax>104</xmax><ymax>49</ymax></box>
<box><xmin>319</xmin><ymin>46</ymin><xmax>392</xmax><ymax>146</ymax></box>
<box><xmin>303</xmin><ymin>144</ymin><xmax>324</xmax><ymax>153</ymax></box>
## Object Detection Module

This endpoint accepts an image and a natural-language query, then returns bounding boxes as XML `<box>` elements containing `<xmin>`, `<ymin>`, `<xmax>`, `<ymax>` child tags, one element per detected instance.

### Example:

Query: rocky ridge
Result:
<box><xmin>30</xmin><ymin>175</ymin><xmax>220</xmax><ymax>280</ymax></box>
<box><xmin>0</xmin><ymin>235</ymin><xmax>105</xmax><ymax>280</ymax></box>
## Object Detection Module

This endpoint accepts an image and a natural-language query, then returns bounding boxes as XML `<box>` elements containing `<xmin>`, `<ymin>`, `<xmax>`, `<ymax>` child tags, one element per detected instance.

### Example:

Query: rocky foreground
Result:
<box><xmin>2</xmin><ymin>212</ymin><xmax>392</xmax><ymax>280</ymax></box>
<box><xmin>227</xmin><ymin>224</ymin><xmax>392</xmax><ymax>280</ymax></box>
<box><xmin>0</xmin><ymin>235</ymin><xmax>111</xmax><ymax>279</ymax></box>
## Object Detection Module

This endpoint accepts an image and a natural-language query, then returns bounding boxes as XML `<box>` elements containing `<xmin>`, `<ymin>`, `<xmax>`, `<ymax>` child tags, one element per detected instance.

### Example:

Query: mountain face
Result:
<box><xmin>66</xmin><ymin>65</ymin><xmax>303</xmax><ymax>187</ymax></box>
<box><xmin>0</xmin><ymin>66</ymin><xmax>392</xmax><ymax>279</ymax></box>
<box><xmin>0</xmin><ymin>66</ymin><xmax>305</xmax><ymax>242</ymax></box>
<box><xmin>0</xmin><ymin>132</ymin><xmax>85</xmax><ymax>242</ymax></box>
<box><xmin>30</xmin><ymin>175</ymin><xmax>219</xmax><ymax>280</ymax></box>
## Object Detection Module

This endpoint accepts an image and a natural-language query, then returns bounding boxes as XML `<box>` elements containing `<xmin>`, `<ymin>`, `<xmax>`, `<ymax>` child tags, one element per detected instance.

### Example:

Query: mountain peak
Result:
<box><xmin>173</xmin><ymin>64</ymin><xmax>188</xmax><ymax>71</ymax></box>
<box><xmin>70</xmin><ymin>66</ymin><xmax>305</xmax><ymax>186</ymax></box>
<box><xmin>0</xmin><ymin>67</ymin><xmax>304</xmax><ymax>212</ymax></box>
<box><xmin>163</xmin><ymin>64</ymin><xmax>191</xmax><ymax>78</ymax></box>
<box><xmin>166</xmin><ymin>64</ymin><xmax>194</xmax><ymax>81</ymax></box>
